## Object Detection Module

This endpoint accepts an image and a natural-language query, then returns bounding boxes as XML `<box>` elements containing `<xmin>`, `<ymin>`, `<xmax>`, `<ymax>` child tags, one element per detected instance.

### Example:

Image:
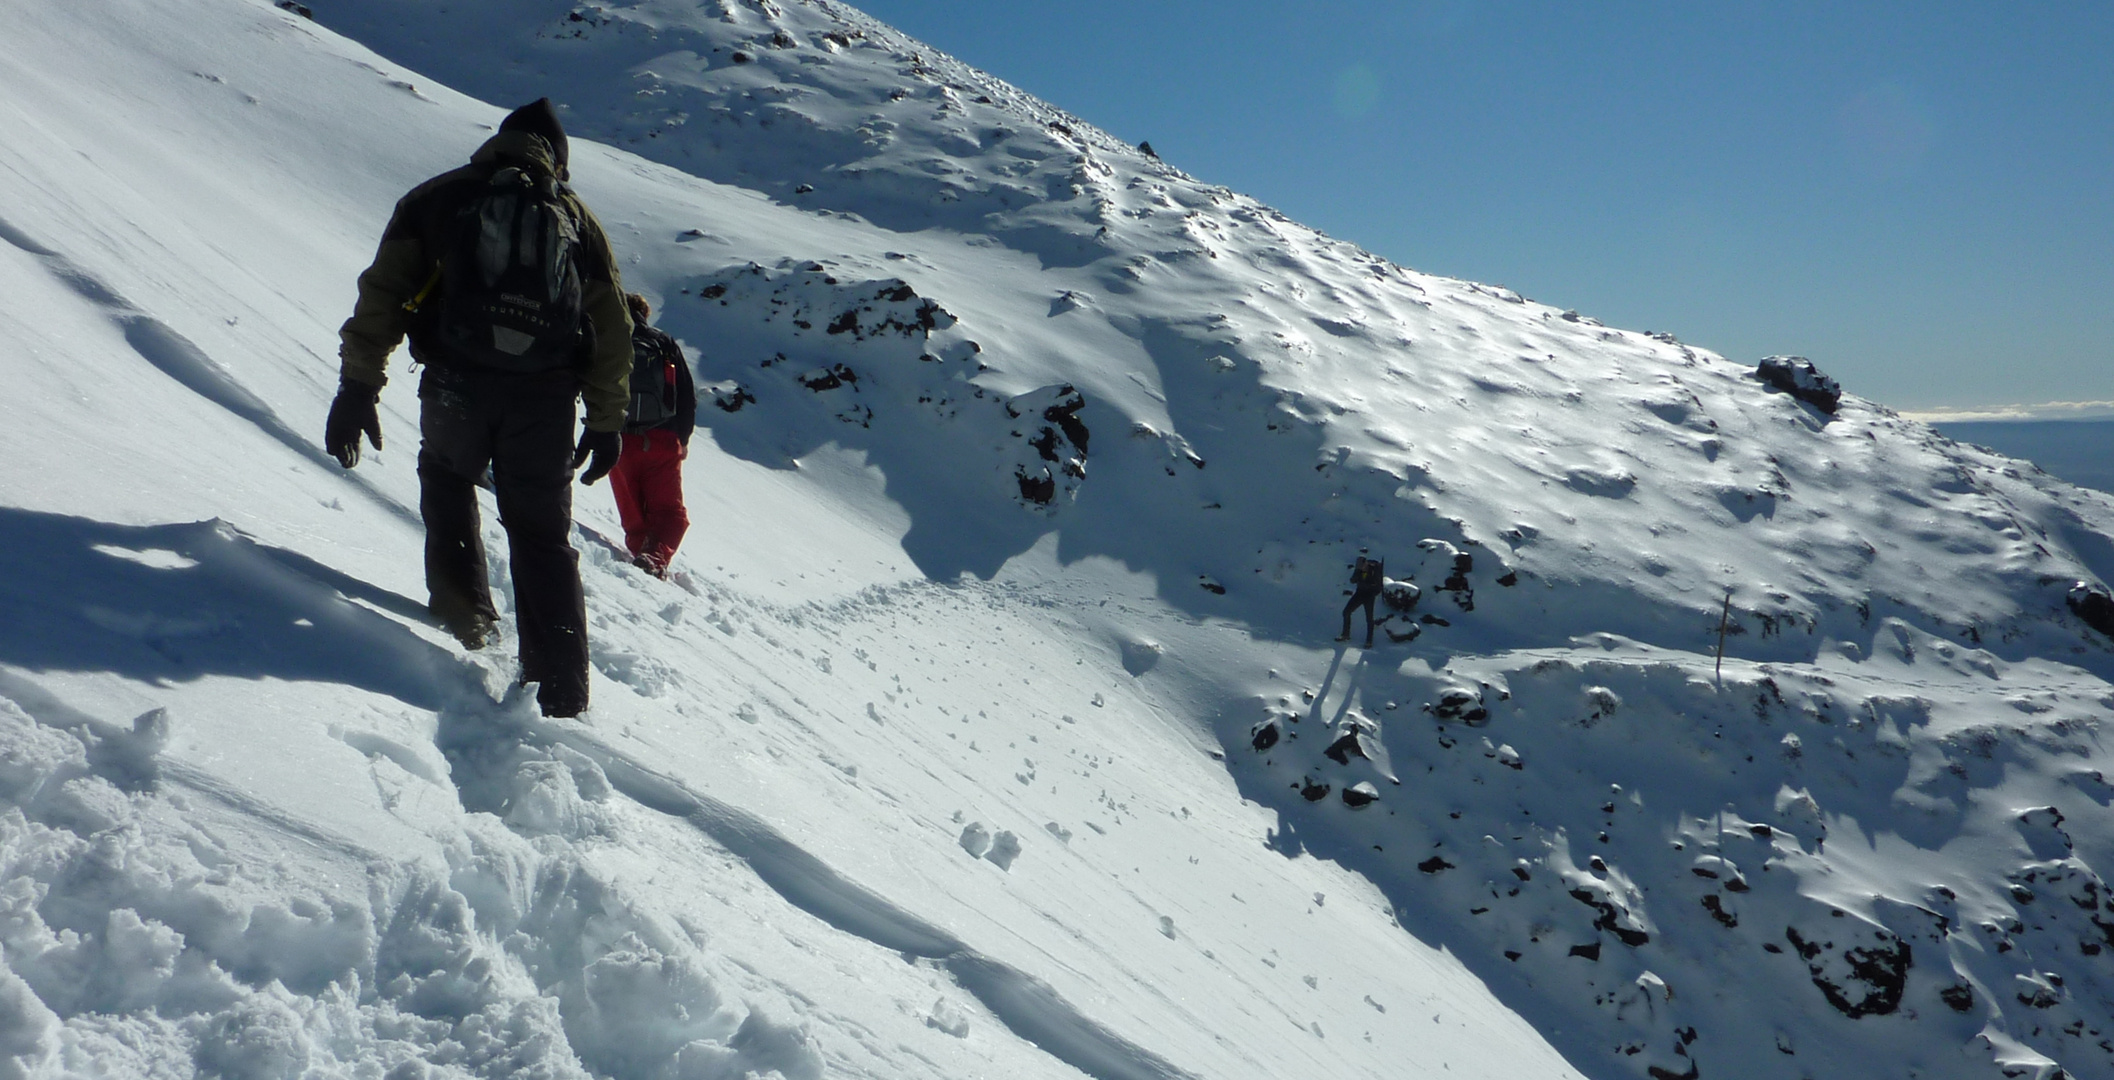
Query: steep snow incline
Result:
<box><xmin>0</xmin><ymin>2</ymin><xmax>1579</xmax><ymax>1079</ymax></box>
<box><xmin>5</xmin><ymin>1</ymin><xmax>2114</xmax><ymax>1079</ymax></box>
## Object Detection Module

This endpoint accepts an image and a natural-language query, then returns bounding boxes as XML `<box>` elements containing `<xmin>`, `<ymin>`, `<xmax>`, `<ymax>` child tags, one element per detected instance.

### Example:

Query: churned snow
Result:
<box><xmin>3</xmin><ymin>1</ymin><xmax>2114</xmax><ymax>1079</ymax></box>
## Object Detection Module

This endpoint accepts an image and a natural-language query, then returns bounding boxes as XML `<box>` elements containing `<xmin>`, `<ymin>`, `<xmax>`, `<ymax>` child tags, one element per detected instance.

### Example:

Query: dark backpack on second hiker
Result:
<box><xmin>1353</xmin><ymin>558</ymin><xmax>1384</xmax><ymax>593</ymax></box>
<box><xmin>433</xmin><ymin>166</ymin><xmax>586</xmax><ymax>372</ymax></box>
<box><xmin>625</xmin><ymin>327</ymin><xmax>682</xmax><ymax>428</ymax></box>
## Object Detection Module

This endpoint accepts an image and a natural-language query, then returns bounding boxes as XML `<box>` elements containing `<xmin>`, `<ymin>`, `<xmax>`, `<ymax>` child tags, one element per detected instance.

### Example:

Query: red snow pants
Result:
<box><xmin>607</xmin><ymin>428</ymin><xmax>689</xmax><ymax>573</ymax></box>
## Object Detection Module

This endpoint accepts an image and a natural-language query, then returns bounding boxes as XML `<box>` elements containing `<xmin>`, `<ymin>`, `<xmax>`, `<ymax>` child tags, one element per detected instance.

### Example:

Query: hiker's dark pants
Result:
<box><xmin>418</xmin><ymin>365</ymin><xmax>587</xmax><ymax>705</ymax></box>
<box><xmin>1342</xmin><ymin>587</ymin><xmax>1380</xmax><ymax>646</ymax></box>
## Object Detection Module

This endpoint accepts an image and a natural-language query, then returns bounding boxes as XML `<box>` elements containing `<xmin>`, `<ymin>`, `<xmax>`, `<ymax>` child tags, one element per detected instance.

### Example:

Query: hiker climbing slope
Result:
<box><xmin>606</xmin><ymin>292</ymin><xmax>696</xmax><ymax>579</ymax></box>
<box><xmin>324</xmin><ymin>97</ymin><xmax>633</xmax><ymax>718</ymax></box>
<box><xmin>1336</xmin><ymin>554</ymin><xmax>1385</xmax><ymax>649</ymax></box>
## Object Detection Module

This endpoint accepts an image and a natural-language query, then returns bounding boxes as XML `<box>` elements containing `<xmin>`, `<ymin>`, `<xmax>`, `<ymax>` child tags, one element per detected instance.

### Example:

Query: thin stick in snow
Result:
<box><xmin>1714</xmin><ymin>590</ymin><xmax>1733</xmax><ymax>681</ymax></box>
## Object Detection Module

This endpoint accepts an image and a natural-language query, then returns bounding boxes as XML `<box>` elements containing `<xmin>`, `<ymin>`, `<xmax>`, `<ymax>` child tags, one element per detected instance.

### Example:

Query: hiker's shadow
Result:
<box><xmin>1307</xmin><ymin>643</ymin><xmax>1366</xmax><ymax>725</ymax></box>
<box><xmin>0</xmin><ymin>508</ymin><xmax>453</xmax><ymax>711</ymax></box>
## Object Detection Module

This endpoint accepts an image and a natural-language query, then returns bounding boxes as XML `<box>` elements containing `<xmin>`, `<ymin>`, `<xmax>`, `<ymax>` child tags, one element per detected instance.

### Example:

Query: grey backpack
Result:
<box><xmin>626</xmin><ymin>329</ymin><xmax>680</xmax><ymax>428</ymax></box>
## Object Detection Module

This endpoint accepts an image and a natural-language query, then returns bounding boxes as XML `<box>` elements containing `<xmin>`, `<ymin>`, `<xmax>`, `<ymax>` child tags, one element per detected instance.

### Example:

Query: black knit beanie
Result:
<box><xmin>498</xmin><ymin>98</ymin><xmax>569</xmax><ymax>174</ymax></box>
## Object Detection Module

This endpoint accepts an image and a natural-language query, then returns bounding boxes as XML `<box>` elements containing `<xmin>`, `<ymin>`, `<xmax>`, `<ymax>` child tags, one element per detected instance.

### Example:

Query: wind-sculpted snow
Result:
<box><xmin>0</xmin><ymin>512</ymin><xmax>449</xmax><ymax>706</ymax></box>
<box><xmin>0</xmin><ymin>513</ymin><xmax>1189</xmax><ymax>1079</ymax></box>
<box><xmin>0</xmin><ymin>208</ymin><xmax>414</xmax><ymax>526</ymax></box>
<box><xmin>0</xmin><ymin>684</ymin><xmax>831</xmax><ymax>1080</ymax></box>
<box><xmin>8</xmin><ymin>0</ymin><xmax>2114</xmax><ymax>1078</ymax></box>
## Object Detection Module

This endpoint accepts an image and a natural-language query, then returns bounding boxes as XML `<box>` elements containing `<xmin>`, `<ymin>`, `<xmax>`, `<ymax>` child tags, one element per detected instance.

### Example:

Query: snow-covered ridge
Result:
<box><xmin>3</xmin><ymin>0</ymin><xmax>2114</xmax><ymax>1078</ymax></box>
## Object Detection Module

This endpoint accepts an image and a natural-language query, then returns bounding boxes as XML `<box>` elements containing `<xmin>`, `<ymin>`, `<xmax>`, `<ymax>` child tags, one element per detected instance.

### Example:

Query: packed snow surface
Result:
<box><xmin>5</xmin><ymin>1</ymin><xmax>2114</xmax><ymax>1078</ymax></box>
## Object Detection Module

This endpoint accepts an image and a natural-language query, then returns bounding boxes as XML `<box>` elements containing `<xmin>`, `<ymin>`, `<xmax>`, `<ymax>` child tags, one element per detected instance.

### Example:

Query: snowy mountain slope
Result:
<box><xmin>288</xmin><ymin>4</ymin><xmax>2114</xmax><ymax>1074</ymax></box>
<box><xmin>301</xmin><ymin>0</ymin><xmax>2114</xmax><ymax>655</ymax></box>
<box><xmin>4</xmin><ymin>0</ymin><xmax>2114</xmax><ymax>1079</ymax></box>
<box><xmin>0</xmin><ymin>2</ymin><xmax>1580</xmax><ymax>1079</ymax></box>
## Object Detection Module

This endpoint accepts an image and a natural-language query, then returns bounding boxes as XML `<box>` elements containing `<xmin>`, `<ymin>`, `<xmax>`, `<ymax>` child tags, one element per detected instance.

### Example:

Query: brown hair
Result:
<box><xmin>625</xmin><ymin>292</ymin><xmax>651</xmax><ymax>322</ymax></box>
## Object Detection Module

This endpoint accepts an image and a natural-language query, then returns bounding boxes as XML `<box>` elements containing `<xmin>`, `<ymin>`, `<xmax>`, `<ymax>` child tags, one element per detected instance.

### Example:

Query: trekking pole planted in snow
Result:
<box><xmin>1714</xmin><ymin>590</ymin><xmax>1733</xmax><ymax>680</ymax></box>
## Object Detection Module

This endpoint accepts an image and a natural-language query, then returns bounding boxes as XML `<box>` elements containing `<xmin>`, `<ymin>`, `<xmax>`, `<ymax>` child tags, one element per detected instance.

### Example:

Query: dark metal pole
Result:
<box><xmin>1715</xmin><ymin>590</ymin><xmax>1733</xmax><ymax>680</ymax></box>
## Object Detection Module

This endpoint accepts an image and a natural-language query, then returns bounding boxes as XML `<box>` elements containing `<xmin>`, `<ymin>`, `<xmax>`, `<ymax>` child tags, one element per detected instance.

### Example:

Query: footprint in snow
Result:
<box><xmin>960</xmin><ymin>823</ymin><xmax>1020</xmax><ymax>869</ymax></box>
<box><xmin>985</xmin><ymin>830</ymin><xmax>1021</xmax><ymax>871</ymax></box>
<box><xmin>926</xmin><ymin>998</ymin><xmax>970</xmax><ymax>1038</ymax></box>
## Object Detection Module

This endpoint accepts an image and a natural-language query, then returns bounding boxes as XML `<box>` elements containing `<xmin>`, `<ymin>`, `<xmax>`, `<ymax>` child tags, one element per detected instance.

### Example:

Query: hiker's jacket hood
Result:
<box><xmin>336</xmin><ymin>131</ymin><xmax>633</xmax><ymax>432</ymax></box>
<box><xmin>470</xmin><ymin>130</ymin><xmax>562</xmax><ymax>179</ymax></box>
<box><xmin>496</xmin><ymin>97</ymin><xmax>568</xmax><ymax>177</ymax></box>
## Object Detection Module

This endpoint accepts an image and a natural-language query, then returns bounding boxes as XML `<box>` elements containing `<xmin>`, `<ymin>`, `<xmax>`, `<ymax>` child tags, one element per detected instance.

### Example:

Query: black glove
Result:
<box><xmin>572</xmin><ymin>429</ymin><xmax>621</xmax><ymax>486</ymax></box>
<box><xmin>325</xmin><ymin>378</ymin><xmax>383</xmax><ymax>468</ymax></box>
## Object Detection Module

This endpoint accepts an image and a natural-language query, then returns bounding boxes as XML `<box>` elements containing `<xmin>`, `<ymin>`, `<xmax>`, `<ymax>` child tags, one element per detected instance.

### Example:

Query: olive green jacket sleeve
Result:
<box><xmin>336</xmin><ymin>195</ymin><xmax>430</xmax><ymax>389</ymax></box>
<box><xmin>573</xmin><ymin>200</ymin><xmax>634</xmax><ymax>433</ymax></box>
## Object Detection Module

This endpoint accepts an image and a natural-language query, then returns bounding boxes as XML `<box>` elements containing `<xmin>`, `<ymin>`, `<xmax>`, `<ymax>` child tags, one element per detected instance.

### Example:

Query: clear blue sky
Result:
<box><xmin>854</xmin><ymin>1</ymin><xmax>2114</xmax><ymax>413</ymax></box>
